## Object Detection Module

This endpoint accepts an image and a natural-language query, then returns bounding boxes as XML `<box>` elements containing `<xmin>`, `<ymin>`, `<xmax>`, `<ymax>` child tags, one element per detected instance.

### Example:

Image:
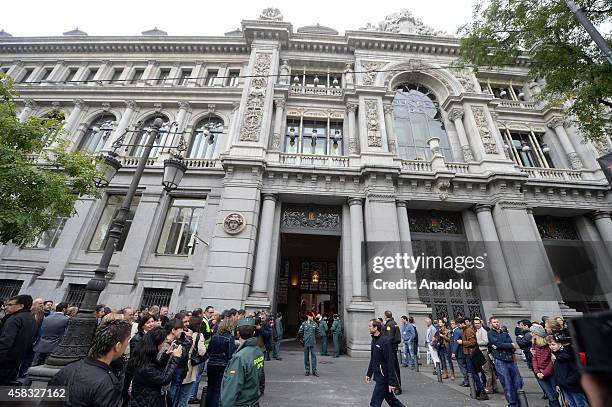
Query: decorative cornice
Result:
<box><xmin>495</xmin><ymin>200</ymin><xmax>529</xmax><ymax>210</ymax></box>
<box><xmin>366</xmin><ymin>193</ymin><xmax>396</xmax><ymax>202</ymax></box>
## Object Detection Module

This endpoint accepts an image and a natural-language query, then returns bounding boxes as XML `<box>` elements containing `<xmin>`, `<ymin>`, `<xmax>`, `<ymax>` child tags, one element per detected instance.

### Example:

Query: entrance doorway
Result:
<box><xmin>276</xmin><ymin>233</ymin><xmax>340</xmax><ymax>337</ymax></box>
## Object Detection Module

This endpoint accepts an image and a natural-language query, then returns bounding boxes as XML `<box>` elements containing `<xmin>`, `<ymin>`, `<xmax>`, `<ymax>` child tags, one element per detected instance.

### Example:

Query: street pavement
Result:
<box><xmin>257</xmin><ymin>340</ymin><xmax>548</xmax><ymax>406</ymax></box>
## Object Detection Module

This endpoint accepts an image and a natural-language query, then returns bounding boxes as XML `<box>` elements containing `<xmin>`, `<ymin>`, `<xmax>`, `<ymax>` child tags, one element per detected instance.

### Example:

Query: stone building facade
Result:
<box><xmin>1</xmin><ymin>8</ymin><xmax>611</xmax><ymax>354</ymax></box>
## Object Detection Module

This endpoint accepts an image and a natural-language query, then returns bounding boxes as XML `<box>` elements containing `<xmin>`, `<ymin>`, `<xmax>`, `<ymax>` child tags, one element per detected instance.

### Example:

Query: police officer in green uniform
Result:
<box><xmin>220</xmin><ymin>317</ymin><xmax>264</xmax><ymax>407</ymax></box>
<box><xmin>318</xmin><ymin>315</ymin><xmax>329</xmax><ymax>356</ymax></box>
<box><xmin>298</xmin><ymin>312</ymin><xmax>320</xmax><ymax>376</ymax></box>
<box><xmin>331</xmin><ymin>314</ymin><xmax>343</xmax><ymax>358</ymax></box>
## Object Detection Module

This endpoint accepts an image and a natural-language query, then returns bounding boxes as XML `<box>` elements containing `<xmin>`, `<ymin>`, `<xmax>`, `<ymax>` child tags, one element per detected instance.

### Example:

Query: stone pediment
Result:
<box><xmin>360</xmin><ymin>9</ymin><xmax>445</xmax><ymax>36</ymax></box>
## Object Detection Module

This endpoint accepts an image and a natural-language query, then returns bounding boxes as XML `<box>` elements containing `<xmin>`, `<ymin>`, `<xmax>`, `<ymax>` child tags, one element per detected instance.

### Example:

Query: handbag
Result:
<box><xmin>190</xmin><ymin>333</ymin><xmax>209</xmax><ymax>366</ymax></box>
<box><xmin>471</xmin><ymin>348</ymin><xmax>487</xmax><ymax>371</ymax></box>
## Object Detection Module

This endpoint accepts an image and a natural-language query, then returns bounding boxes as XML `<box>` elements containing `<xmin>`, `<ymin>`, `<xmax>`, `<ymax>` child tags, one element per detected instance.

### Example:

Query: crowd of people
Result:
<box><xmin>0</xmin><ymin>295</ymin><xmax>283</xmax><ymax>406</ymax></box>
<box><xmin>0</xmin><ymin>294</ymin><xmax>599</xmax><ymax>407</ymax></box>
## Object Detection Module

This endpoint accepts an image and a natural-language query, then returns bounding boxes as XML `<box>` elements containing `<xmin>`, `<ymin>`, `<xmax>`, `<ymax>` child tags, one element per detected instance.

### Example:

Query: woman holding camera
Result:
<box><xmin>128</xmin><ymin>327</ymin><xmax>183</xmax><ymax>407</ymax></box>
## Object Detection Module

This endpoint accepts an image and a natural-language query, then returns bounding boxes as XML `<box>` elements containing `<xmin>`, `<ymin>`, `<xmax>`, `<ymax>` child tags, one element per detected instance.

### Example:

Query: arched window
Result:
<box><xmin>188</xmin><ymin>116</ymin><xmax>224</xmax><ymax>159</ymax></box>
<box><xmin>393</xmin><ymin>84</ymin><xmax>452</xmax><ymax>160</ymax></box>
<box><xmin>78</xmin><ymin>114</ymin><xmax>115</xmax><ymax>153</ymax></box>
<box><xmin>130</xmin><ymin>115</ymin><xmax>170</xmax><ymax>157</ymax></box>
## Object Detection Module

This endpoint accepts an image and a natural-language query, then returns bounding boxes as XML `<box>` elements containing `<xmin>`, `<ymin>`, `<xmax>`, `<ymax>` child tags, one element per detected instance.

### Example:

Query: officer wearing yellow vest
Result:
<box><xmin>220</xmin><ymin>317</ymin><xmax>264</xmax><ymax>407</ymax></box>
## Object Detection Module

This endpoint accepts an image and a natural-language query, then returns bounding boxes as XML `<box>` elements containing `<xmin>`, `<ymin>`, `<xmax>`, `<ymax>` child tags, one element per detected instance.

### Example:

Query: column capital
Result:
<box><xmin>346</xmin><ymin>102</ymin><xmax>357</xmax><ymax>113</ymax></box>
<box><xmin>473</xmin><ymin>204</ymin><xmax>493</xmax><ymax>214</ymax></box>
<box><xmin>24</xmin><ymin>99</ymin><xmax>38</xmax><ymax>109</ymax></box>
<box><xmin>262</xmin><ymin>193</ymin><xmax>278</xmax><ymax>202</ymax></box>
<box><xmin>347</xmin><ymin>197</ymin><xmax>363</xmax><ymax>206</ymax></box>
<box><xmin>383</xmin><ymin>103</ymin><xmax>394</xmax><ymax>115</ymax></box>
<box><xmin>447</xmin><ymin>107</ymin><xmax>464</xmax><ymax>121</ymax></box>
<box><xmin>73</xmin><ymin>98</ymin><xmax>87</xmax><ymax>110</ymax></box>
<box><xmin>273</xmin><ymin>98</ymin><xmax>286</xmax><ymax>109</ymax></box>
<box><xmin>101</xmin><ymin>102</ymin><xmax>111</xmax><ymax>112</ymax></box>
<box><xmin>395</xmin><ymin>200</ymin><xmax>408</xmax><ymax>208</ymax></box>
<box><xmin>590</xmin><ymin>211</ymin><xmax>611</xmax><ymax>221</ymax></box>
<box><xmin>177</xmin><ymin>101</ymin><xmax>190</xmax><ymax>111</ymax></box>
<box><xmin>546</xmin><ymin>116</ymin><xmax>565</xmax><ymax>129</ymax></box>
<box><xmin>124</xmin><ymin>100</ymin><xmax>138</xmax><ymax>110</ymax></box>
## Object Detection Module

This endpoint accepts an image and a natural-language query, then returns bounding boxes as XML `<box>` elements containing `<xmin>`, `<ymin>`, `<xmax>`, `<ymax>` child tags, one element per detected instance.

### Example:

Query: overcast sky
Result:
<box><xmin>1</xmin><ymin>0</ymin><xmax>478</xmax><ymax>37</ymax></box>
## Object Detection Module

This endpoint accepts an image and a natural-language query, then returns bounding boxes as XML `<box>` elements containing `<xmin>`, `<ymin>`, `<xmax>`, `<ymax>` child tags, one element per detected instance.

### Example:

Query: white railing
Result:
<box><xmin>120</xmin><ymin>156</ymin><xmax>157</xmax><ymax>167</ymax></box>
<box><xmin>520</xmin><ymin>167</ymin><xmax>583</xmax><ymax>181</ymax></box>
<box><xmin>183</xmin><ymin>158</ymin><xmax>218</xmax><ymax>168</ymax></box>
<box><xmin>401</xmin><ymin>160</ymin><xmax>432</xmax><ymax>172</ymax></box>
<box><xmin>498</xmin><ymin>99</ymin><xmax>538</xmax><ymax>110</ymax></box>
<box><xmin>279</xmin><ymin>153</ymin><xmax>349</xmax><ymax>167</ymax></box>
<box><xmin>289</xmin><ymin>86</ymin><xmax>344</xmax><ymax>97</ymax></box>
<box><xmin>445</xmin><ymin>162</ymin><xmax>469</xmax><ymax>173</ymax></box>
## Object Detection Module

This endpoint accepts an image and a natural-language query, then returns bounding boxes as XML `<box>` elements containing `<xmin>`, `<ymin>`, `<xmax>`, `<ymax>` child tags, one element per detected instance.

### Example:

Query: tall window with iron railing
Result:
<box><xmin>501</xmin><ymin>130</ymin><xmax>554</xmax><ymax>168</ymax></box>
<box><xmin>78</xmin><ymin>114</ymin><xmax>116</xmax><ymax>154</ymax></box>
<box><xmin>292</xmin><ymin>70</ymin><xmax>342</xmax><ymax>89</ymax></box>
<box><xmin>480</xmin><ymin>80</ymin><xmax>526</xmax><ymax>101</ymax></box>
<box><xmin>157</xmin><ymin>198</ymin><xmax>206</xmax><ymax>255</ymax></box>
<box><xmin>188</xmin><ymin>116</ymin><xmax>224</xmax><ymax>159</ymax></box>
<box><xmin>284</xmin><ymin>117</ymin><xmax>343</xmax><ymax>156</ymax></box>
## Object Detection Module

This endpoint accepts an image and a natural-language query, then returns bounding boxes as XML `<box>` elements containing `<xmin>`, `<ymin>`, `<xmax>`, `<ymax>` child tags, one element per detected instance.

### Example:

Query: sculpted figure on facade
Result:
<box><xmin>223</xmin><ymin>213</ymin><xmax>246</xmax><ymax>235</ymax></box>
<box><xmin>259</xmin><ymin>7</ymin><xmax>283</xmax><ymax>21</ymax></box>
<box><xmin>343</xmin><ymin>63</ymin><xmax>355</xmax><ymax>87</ymax></box>
<box><xmin>361</xmin><ymin>62</ymin><xmax>384</xmax><ymax>86</ymax></box>
<box><xmin>471</xmin><ymin>106</ymin><xmax>498</xmax><ymax>154</ymax></box>
<box><xmin>278</xmin><ymin>60</ymin><xmax>290</xmax><ymax>85</ymax></box>
<box><xmin>360</xmin><ymin>9</ymin><xmax>444</xmax><ymax>36</ymax></box>
<box><xmin>240</xmin><ymin>53</ymin><xmax>272</xmax><ymax>141</ymax></box>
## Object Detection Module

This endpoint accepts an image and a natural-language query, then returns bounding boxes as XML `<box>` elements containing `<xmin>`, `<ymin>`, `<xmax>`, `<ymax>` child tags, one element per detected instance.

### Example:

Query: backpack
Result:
<box><xmin>190</xmin><ymin>333</ymin><xmax>209</xmax><ymax>366</ymax></box>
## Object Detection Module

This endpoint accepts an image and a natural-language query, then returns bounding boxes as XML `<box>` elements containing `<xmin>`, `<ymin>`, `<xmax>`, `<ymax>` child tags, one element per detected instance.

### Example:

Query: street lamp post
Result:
<box><xmin>28</xmin><ymin>118</ymin><xmax>187</xmax><ymax>379</ymax></box>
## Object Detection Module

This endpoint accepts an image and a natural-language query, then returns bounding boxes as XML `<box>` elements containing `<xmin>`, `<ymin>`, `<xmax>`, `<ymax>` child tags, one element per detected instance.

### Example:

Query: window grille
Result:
<box><xmin>140</xmin><ymin>288</ymin><xmax>173</xmax><ymax>308</ymax></box>
<box><xmin>0</xmin><ymin>279</ymin><xmax>23</xmax><ymax>300</ymax></box>
<box><xmin>63</xmin><ymin>283</ymin><xmax>87</xmax><ymax>307</ymax></box>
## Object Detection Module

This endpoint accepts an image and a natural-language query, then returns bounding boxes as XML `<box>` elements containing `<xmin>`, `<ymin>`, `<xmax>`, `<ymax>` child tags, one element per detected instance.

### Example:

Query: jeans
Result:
<box><xmin>437</xmin><ymin>347</ymin><xmax>453</xmax><ymax>371</ymax></box>
<box><xmin>205</xmin><ymin>364</ymin><xmax>225</xmax><ymax>407</ymax></box>
<box><xmin>403</xmin><ymin>342</ymin><xmax>416</xmax><ymax>368</ymax></box>
<box><xmin>369</xmin><ymin>381</ymin><xmax>406</xmax><ymax>407</ymax></box>
<box><xmin>494</xmin><ymin>358</ymin><xmax>524</xmax><ymax>407</ymax></box>
<box><xmin>188</xmin><ymin>362</ymin><xmax>206</xmax><ymax>401</ymax></box>
<box><xmin>304</xmin><ymin>345</ymin><xmax>317</xmax><ymax>372</ymax></box>
<box><xmin>537</xmin><ymin>376</ymin><xmax>560</xmax><ymax>407</ymax></box>
<box><xmin>456</xmin><ymin>356</ymin><xmax>468</xmax><ymax>385</ymax></box>
<box><xmin>562</xmin><ymin>390</ymin><xmax>589</xmax><ymax>407</ymax></box>
<box><xmin>170</xmin><ymin>380</ymin><xmax>194</xmax><ymax>407</ymax></box>
<box><xmin>321</xmin><ymin>335</ymin><xmax>328</xmax><ymax>355</ymax></box>
<box><xmin>466</xmin><ymin>355</ymin><xmax>485</xmax><ymax>394</ymax></box>
<box><xmin>273</xmin><ymin>338</ymin><xmax>281</xmax><ymax>358</ymax></box>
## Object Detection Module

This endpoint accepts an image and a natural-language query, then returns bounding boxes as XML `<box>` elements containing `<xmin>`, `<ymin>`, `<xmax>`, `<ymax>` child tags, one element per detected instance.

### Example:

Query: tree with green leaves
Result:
<box><xmin>459</xmin><ymin>0</ymin><xmax>612</xmax><ymax>143</ymax></box>
<box><xmin>0</xmin><ymin>73</ymin><xmax>101</xmax><ymax>245</ymax></box>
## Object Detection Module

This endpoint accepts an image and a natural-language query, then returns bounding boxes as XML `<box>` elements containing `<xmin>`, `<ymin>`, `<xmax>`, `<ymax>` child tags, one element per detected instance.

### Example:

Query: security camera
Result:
<box><xmin>188</xmin><ymin>233</ymin><xmax>209</xmax><ymax>249</ymax></box>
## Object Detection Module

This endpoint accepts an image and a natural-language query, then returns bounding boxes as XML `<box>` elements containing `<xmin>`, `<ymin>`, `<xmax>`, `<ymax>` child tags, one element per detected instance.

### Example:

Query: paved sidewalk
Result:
<box><xmin>260</xmin><ymin>341</ymin><xmax>483</xmax><ymax>406</ymax></box>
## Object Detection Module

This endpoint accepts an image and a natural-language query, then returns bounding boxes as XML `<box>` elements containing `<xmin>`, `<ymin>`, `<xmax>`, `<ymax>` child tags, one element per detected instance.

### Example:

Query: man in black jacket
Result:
<box><xmin>366</xmin><ymin>319</ymin><xmax>405</xmax><ymax>407</ymax></box>
<box><xmin>0</xmin><ymin>294</ymin><xmax>37</xmax><ymax>385</ymax></box>
<box><xmin>49</xmin><ymin>319</ymin><xmax>132</xmax><ymax>407</ymax></box>
<box><xmin>382</xmin><ymin>310</ymin><xmax>402</xmax><ymax>395</ymax></box>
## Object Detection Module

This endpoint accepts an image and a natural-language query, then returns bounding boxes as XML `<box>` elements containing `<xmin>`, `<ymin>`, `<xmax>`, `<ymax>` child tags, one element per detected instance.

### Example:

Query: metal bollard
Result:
<box><xmin>518</xmin><ymin>389</ymin><xmax>530</xmax><ymax>407</ymax></box>
<box><xmin>468</xmin><ymin>375</ymin><xmax>477</xmax><ymax>398</ymax></box>
<box><xmin>436</xmin><ymin>362</ymin><xmax>443</xmax><ymax>383</ymax></box>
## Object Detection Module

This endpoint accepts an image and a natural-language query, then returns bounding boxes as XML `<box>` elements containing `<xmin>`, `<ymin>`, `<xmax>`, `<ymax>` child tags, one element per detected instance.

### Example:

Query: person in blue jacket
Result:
<box><xmin>487</xmin><ymin>317</ymin><xmax>524</xmax><ymax>407</ymax></box>
<box><xmin>450</xmin><ymin>319</ymin><xmax>469</xmax><ymax>387</ymax></box>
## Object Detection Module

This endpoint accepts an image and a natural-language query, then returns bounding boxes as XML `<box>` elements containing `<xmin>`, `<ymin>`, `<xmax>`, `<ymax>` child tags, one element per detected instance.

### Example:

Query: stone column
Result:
<box><xmin>547</xmin><ymin>116</ymin><xmax>584</xmax><ymax>170</ymax></box>
<box><xmin>19</xmin><ymin>99</ymin><xmax>37</xmax><ymax>122</ymax></box>
<box><xmin>106</xmin><ymin>100</ymin><xmax>137</xmax><ymax>149</ymax></box>
<box><xmin>176</xmin><ymin>101</ymin><xmax>190</xmax><ymax>132</ymax></box>
<box><xmin>473</xmin><ymin>204</ymin><xmax>519</xmax><ymax>306</ymax></box>
<box><xmin>63</xmin><ymin>99</ymin><xmax>87</xmax><ymax>134</ymax></box>
<box><xmin>270</xmin><ymin>98</ymin><xmax>285</xmax><ymax>151</ymax></box>
<box><xmin>347</xmin><ymin>103</ymin><xmax>358</xmax><ymax>155</ymax></box>
<box><xmin>448</xmin><ymin>107</ymin><xmax>474</xmax><ymax>162</ymax></box>
<box><xmin>396</xmin><ymin>201</ymin><xmax>421</xmax><ymax>303</ymax></box>
<box><xmin>251</xmin><ymin>194</ymin><xmax>278</xmax><ymax>296</ymax></box>
<box><xmin>591</xmin><ymin>211</ymin><xmax>612</xmax><ymax>260</ymax></box>
<box><xmin>348</xmin><ymin>197</ymin><xmax>365</xmax><ymax>299</ymax></box>
<box><xmin>383</xmin><ymin>103</ymin><xmax>398</xmax><ymax>155</ymax></box>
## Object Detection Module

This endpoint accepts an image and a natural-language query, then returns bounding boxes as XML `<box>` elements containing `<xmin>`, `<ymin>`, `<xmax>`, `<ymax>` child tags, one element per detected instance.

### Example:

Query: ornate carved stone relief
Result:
<box><xmin>452</xmin><ymin>69</ymin><xmax>476</xmax><ymax>93</ymax></box>
<box><xmin>361</xmin><ymin>62</ymin><xmax>385</xmax><ymax>86</ymax></box>
<box><xmin>223</xmin><ymin>212</ymin><xmax>246</xmax><ymax>235</ymax></box>
<box><xmin>280</xmin><ymin>205</ymin><xmax>341</xmax><ymax>234</ymax></box>
<box><xmin>365</xmin><ymin>99</ymin><xmax>382</xmax><ymax>147</ymax></box>
<box><xmin>471</xmin><ymin>106</ymin><xmax>498</xmax><ymax>154</ymax></box>
<box><xmin>239</xmin><ymin>53</ymin><xmax>272</xmax><ymax>142</ymax></box>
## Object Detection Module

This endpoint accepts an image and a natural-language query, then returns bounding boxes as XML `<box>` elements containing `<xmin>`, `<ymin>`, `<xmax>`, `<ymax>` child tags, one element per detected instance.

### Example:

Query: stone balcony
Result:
<box><xmin>519</xmin><ymin>166</ymin><xmax>584</xmax><ymax>181</ymax></box>
<box><xmin>278</xmin><ymin>153</ymin><xmax>349</xmax><ymax>167</ymax></box>
<box><xmin>289</xmin><ymin>85</ymin><xmax>343</xmax><ymax>97</ymax></box>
